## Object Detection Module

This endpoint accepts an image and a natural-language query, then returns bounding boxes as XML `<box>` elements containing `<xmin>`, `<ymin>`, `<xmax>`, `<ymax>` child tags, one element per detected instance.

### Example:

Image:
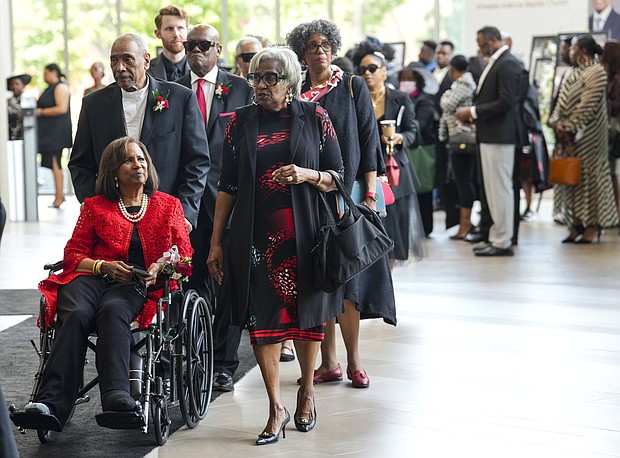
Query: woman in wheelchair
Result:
<box><xmin>23</xmin><ymin>137</ymin><xmax>192</xmax><ymax>431</ymax></box>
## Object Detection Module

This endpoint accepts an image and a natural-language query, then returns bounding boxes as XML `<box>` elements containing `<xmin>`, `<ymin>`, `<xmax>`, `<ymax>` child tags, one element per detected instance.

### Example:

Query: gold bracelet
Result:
<box><xmin>97</xmin><ymin>260</ymin><xmax>104</xmax><ymax>276</ymax></box>
<box><xmin>92</xmin><ymin>260</ymin><xmax>101</xmax><ymax>276</ymax></box>
<box><xmin>316</xmin><ymin>171</ymin><xmax>323</xmax><ymax>187</ymax></box>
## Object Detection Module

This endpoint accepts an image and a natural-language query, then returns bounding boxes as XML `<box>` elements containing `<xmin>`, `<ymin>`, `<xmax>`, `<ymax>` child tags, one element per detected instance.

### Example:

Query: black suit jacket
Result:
<box><xmin>69</xmin><ymin>78</ymin><xmax>210</xmax><ymax>227</ymax></box>
<box><xmin>148</xmin><ymin>55</ymin><xmax>190</xmax><ymax>81</ymax></box>
<box><xmin>176</xmin><ymin>69</ymin><xmax>252</xmax><ymax>223</ymax></box>
<box><xmin>473</xmin><ymin>50</ymin><xmax>521</xmax><ymax>144</ymax></box>
<box><xmin>589</xmin><ymin>9</ymin><xmax>620</xmax><ymax>40</ymax></box>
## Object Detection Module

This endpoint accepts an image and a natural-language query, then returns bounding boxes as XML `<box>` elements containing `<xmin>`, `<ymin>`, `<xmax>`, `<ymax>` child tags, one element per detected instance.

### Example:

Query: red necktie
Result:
<box><xmin>196</xmin><ymin>79</ymin><xmax>207</xmax><ymax>124</ymax></box>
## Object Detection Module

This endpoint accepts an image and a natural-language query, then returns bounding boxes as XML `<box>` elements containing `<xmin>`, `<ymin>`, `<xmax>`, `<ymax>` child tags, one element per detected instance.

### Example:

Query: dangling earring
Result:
<box><xmin>114</xmin><ymin>177</ymin><xmax>119</xmax><ymax>188</ymax></box>
<box><xmin>285</xmin><ymin>89</ymin><xmax>293</xmax><ymax>106</ymax></box>
<box><xmin>251</xmin><ymin>92</ymin><xmax>257</xmax><ymax>104</ymax></box>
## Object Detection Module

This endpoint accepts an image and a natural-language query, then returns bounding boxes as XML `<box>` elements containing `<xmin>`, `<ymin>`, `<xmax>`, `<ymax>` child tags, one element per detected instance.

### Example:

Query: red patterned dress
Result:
<box><xmin>248</xmin><ymin>107</ymin><xmax>325</xmax><ymax>345</ymax></box>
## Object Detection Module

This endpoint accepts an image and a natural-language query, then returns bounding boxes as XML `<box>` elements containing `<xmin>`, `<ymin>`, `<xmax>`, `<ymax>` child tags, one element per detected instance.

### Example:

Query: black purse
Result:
<box><xmin>447</xmin><ymin>133</ymin><xmax>477</xmax><ymax>154</ymax></box>
<box><xmin>311</xmin><ymin>172</ymin><xmax>394</xmax><ymax>293</ymax></box>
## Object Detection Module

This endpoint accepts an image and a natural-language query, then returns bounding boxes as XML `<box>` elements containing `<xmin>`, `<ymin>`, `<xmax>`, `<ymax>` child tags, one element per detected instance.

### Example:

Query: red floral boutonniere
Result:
<box><xmin>215</xmin><ymin>81</ymin><xmax>231</xmax><ymax>99</ymax></box>
<box><xmin>152</xmin><ymin>89</ymin><xmax>171</xmax><ymax>112</ymax></box>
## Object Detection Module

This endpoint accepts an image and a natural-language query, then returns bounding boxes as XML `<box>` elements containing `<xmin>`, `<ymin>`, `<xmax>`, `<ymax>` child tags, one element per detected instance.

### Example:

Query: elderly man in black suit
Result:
<box><xmin>70</xmin><ymin>33</ymin><xmax>210</xmax><ymax>232</ymax></box>
<box><xmin>456</xmin><ymin>26</ymin><xmax>520</xmax><ymax>257</ymax></box>
<box><xmin>590</xmin><ymin>0</ymin><xmax>620</xmax><ymax>40</ymax></box>
<box><xmin>177</xmin><ymin>24</ymin><xmax>252</xmax><ymax>393</ymax></box>
<box><xmin>148</xmin><ymin>5</ymin><xmax>190</xmax><ymax>81</ymax></box>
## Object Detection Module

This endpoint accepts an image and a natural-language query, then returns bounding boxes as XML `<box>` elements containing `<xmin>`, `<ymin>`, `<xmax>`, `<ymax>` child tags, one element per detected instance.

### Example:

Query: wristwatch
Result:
<box><xmin>365</xmin><ymin>191</ymin><xmax>377</xmax><ymax>202</ymax></box>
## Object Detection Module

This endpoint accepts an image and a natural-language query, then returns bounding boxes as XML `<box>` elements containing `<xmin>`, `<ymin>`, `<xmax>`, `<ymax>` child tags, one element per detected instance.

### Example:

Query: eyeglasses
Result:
<box><xmin>237</xmin><ymin>52</ymin><xmax>257</xmax><ymax>63</ymax></box>
<box><xmin>183</xmin><ymin>40</ymin><xmax>219</xmax><ymax>52</ymax></box>
<box><xmin>305</xmin><ymin>41</ymin><xmax>332</xmax><ymax>54</ymax></box>
<box><xmin>358</xmin><ymin>64</ymin><xmax>382</xmax><ymax>74</ymax></box>
<box><xmin>247</xmin><ymin>72</ymin><xmax>284</xmax><ymax>87</ymax></box>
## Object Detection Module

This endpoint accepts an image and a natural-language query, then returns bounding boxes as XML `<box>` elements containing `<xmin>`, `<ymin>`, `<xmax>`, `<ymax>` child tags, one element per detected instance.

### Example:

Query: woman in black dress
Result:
<box><xmin>352</xmin><ymin>41</ymin><xmax>424</xmax><ymax>267</ymax></box>
<box><xmin>287</xmin><ymin>20</ymin><xmax>396</xmax><ymax>390</ymax></box>
<box><xmin>207</xmin><ymin>46</ymin><xmax>343</xmax><ymax>445</ymax></box>
<box><xmin>36</xmin><ymin>63</ymin><xmax>72</xmax><ymax>208</ymax></box>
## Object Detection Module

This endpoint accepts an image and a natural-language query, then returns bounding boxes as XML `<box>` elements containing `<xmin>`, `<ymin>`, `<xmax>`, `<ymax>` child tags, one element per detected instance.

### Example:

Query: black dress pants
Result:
<box><xmin>188</xmin><ymin>222</ymin><xmax>241</xmax><ymax>378</ymax></box>
<box><xmin>36</xmin><ymin>276</ymin><xmax>145</xmax><ymax>427</ymax></box>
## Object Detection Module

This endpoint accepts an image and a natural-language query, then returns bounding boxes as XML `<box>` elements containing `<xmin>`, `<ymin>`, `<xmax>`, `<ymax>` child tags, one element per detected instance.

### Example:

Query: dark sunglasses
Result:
<box><xmin>305</xmin><ymin>41</ymin><xmax>332</xmax><ymax>54</ymax></box>
<box><xmin>237</xmin><ymin>52</ymin><xmax>257</xmax><ymax>63</ymax></box>
<box><xmin>183</xmin><ymin>40</ymin><xmax>219</xmax><ymax>52</ymax></box>
<box><xmin>358</xmin><ymin>64</ymin><xmax>382</xmax><ymax>75</ymax></box>
<box><xmin>247</xmin><ymin>72</ymin><xmax>284</xmax><ymax>87</ymax></box>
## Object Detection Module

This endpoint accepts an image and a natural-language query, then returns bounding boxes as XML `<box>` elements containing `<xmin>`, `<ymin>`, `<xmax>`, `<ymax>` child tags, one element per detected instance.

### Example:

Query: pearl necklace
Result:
<box><xmin>118</xmin><ymin>194</ymin><xmax>148</xmax><ymax>223</ymax></box>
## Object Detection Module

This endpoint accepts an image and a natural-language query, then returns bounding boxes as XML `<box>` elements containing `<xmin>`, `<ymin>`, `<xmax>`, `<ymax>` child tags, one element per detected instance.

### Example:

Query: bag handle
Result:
<box><xmin>326</xmin><ymin>171</ymin><xmax>365</xmax><ymax>223</ymax></box>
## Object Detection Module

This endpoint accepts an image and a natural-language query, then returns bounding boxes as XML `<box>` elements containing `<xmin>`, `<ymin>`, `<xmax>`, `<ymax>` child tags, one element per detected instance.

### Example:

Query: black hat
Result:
<box><xmin>7</xmin><ymin>74</ymin><xmax>32</xmax><ymax>91</ymax></box>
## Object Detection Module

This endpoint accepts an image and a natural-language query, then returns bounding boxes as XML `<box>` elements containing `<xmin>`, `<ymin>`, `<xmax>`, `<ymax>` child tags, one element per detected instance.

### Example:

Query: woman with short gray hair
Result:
<box><xmin>208</xmin><ymin>45</ymin><xmax>344</xmax><ymax>445</ymax></box>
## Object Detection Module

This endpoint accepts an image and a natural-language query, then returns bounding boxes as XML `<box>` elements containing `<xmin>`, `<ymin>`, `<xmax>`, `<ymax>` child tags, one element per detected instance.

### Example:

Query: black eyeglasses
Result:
<box><xmin>237</xmin><ymin>52</ymin><xmax>257</xmax><ymax>63</ymax></box>
<box><xmin>183</xmin><ymin>40</ymin><xmax>219</xmax><ymax>52</ymax></box>
<box><xmin>358</xmin><ymin>64</ymin><xmax>382</xmax><ymax>74</ymax></box>
<box><xmin>305</xmin><ymin>41</ymin><xmax>332</xmax><ymax>54</ymax></box>
<box><xmin>247</xmin><ymin>72</ymin><xmax>284</xmax><ymax>87</ymax></box>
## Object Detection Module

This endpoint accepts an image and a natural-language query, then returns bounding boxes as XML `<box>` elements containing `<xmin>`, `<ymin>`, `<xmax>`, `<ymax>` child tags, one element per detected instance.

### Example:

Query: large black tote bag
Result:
<box><xmin>311</xmin><ymin>172</ymin><xmax>394</xmax><ymax>293</ymax></box>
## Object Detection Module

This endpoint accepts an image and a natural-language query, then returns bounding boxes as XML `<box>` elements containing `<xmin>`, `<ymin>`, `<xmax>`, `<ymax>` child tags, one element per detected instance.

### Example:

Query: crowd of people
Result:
<box><xmin>4</xmin><ymin>2</ymin><xmax>620</xmax><ymax>450</ymax></box>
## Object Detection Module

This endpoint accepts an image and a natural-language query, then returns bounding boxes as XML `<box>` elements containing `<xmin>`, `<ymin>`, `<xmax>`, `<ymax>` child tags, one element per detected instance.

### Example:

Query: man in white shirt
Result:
<box><xmin>70</xmin><ymin>33</ymin><xmax>210</xmax><ymax>232</ymax></box>
<box><xmin>455</xmin><ymin>26</ymin><xmax>521</xmax><ymax>257</ymax></box>
<box><xmin>589</xmin><ymin>0</ymin><xmax>620</xmax><ymax>40</ymax></box>
<box><xmin>148</xmin><ymin>5</ymin><xmax>190</xmax><ymax>81</ymax></box>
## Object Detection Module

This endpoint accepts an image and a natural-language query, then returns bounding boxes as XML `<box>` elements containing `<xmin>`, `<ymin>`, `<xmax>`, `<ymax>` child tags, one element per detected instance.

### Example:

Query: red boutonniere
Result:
<box><xmin>215</xmin><ymin>81</ymin><xmax>231</xmax><ymax>99</ymax></box>
<box><xmin>152</xmin><ymin>89</ymin><xmax>170</xmax><ymax>112</ymax></box>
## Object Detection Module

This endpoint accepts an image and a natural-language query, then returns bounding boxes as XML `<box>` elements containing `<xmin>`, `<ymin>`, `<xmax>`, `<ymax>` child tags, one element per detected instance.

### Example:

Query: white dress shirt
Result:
<box><xmin>190</xmin><ymin>66</ymin><xmax>219</xmax><ymax>122</ymax></box>
<box><xmin>121</xmin><ymin>78</ymin><xmax>149</xmax><ymax>140</ymax></box>
<box><xmin>592</xmin><ymin>5</ymin><xmax>612</xmax><ymax>32</ymax></box>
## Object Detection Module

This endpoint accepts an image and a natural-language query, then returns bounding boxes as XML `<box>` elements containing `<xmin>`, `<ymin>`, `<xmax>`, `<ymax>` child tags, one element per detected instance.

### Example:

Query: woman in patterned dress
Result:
<box><xmin>207</xmin><ymin>47</ymin><xmax>343</xmax><ymax>445</ymax></box>
<box><xmin>549</xmin><ymin>34</ymin><xmax>619</xmax><ymax>242</ymax></box>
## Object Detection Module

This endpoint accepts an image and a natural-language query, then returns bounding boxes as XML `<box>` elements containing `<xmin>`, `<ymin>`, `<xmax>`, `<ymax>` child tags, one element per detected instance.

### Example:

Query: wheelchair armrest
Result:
<box><xmin>44</xmin><ymin>260</ymin><xmax>64</xmax><ymax>272</ymax></box>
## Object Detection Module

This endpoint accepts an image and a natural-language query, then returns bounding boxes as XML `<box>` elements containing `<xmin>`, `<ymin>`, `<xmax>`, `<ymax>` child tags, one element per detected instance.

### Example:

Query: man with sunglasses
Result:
<box><xmin>234</xmin><ymin>36</ymin><xmax>262</xmax><ymax>78</ymax></box>
<box><xmin>148</xmin><ymin>5</ymin><xmax>190</xmax><ymax>81</ymax></box>
<box><xmin>176</xmin><ymin>24</ymin><xmax>252</xmax><ymax>393</ymax></box>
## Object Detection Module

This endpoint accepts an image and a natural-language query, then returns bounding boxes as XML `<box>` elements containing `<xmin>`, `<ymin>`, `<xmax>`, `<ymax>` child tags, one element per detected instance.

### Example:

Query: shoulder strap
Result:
<box><xmin>349</xmin><ymin>74</ymin><xmax>355</xmax><ymax>98</ymax></box>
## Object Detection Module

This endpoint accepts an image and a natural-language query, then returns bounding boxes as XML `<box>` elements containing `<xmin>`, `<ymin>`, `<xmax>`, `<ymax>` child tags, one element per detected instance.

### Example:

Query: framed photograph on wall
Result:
<box><xmin>385</xmin><ymin>42</ymin><xmax>406</xmax><ymax>67</ymax></box>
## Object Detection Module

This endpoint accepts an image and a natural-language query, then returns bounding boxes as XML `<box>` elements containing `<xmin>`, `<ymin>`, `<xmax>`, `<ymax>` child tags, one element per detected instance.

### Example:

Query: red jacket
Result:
<box><xmin>38</xmin><ymin>191</ymin><xmax>193</xmax><ymax>328</ymax></box>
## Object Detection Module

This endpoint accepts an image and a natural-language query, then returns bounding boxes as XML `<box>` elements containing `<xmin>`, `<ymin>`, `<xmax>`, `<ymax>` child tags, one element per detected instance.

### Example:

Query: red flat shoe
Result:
<box><xmin>347</xmin><ymin>367</ymin><xmax>370</xmax><ymax>388</ymax></box>
<box><xmin>296</xmin><ymin>364</ymin><xmax>343</xmax><ymax>385</ymax></box>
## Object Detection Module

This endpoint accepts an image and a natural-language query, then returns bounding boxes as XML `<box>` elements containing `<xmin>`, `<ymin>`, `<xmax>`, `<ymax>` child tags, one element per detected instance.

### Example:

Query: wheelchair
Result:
<box><xmin>9</xmin><ymin>260</ymin><xmax>214</xmax><ymax>446</ymax></box>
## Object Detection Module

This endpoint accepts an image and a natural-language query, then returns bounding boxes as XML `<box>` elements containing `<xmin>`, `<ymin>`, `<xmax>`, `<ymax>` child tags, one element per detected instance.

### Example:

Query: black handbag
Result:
<box><xmin>447</xmin><ymin>133</ymin><xmax>477</xmax><ymax>154</ymax></box>
<box><xmin>311</xmin><ymin>172</ymin><xmax>394</xmax><ymax>293</ymax></box>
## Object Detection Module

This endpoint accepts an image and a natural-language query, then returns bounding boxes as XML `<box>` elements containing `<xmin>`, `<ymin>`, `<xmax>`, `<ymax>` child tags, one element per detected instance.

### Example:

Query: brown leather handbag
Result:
<box><xmin>548</xmin><ymin>143</ymin><xmax>582</xmax><ymax>185</ymax></box>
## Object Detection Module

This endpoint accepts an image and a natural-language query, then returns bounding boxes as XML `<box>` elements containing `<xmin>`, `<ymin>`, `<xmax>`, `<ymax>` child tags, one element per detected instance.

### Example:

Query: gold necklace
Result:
<box><xmin>370</xmin><ymin>87</ymin><xmax>386</xmax><ymax>109</ymax></box>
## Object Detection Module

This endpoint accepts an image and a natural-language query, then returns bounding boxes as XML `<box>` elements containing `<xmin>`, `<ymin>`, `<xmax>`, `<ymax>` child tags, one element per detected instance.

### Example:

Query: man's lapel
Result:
<box><xmin>108</xmin><ymin>85</ymin><xmax>127</xmax><ymax>136</ymax></box>
<box><xmin>140</xmin><ymin>78</ymin><xmax>158</xmax><ymax>145</ymax></box>
<box><xmin>206</xmin><ymin>70</ymin><xmax>227</xmax><ymax>134</ymax></box>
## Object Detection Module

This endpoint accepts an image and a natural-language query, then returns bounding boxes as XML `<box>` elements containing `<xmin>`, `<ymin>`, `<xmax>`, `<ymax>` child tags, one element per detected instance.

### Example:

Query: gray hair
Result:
<box><xmin>235</xmin><ymin>36</ymin><xmax>263</xmax><ymax>55</ymax></box>
<box><xmin>286</xmin><ymin>19</ymin><xmax>342</xmax><ymax>60</ymax></box>
<box><xmin>113</xmin><ymin>33</ymin><xmax>149</xmax><ymax>55</ymax></box>
<box><xmin>249</xmin><ymin>46</ymin><xmax>302</xmax><ymax>98</ymax></box>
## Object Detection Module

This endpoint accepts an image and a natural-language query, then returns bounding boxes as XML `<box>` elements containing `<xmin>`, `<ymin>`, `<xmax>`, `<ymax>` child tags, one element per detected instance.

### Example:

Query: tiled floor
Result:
<box><xmin>2</xmin><ymin>195</ymin><xmax>620</xmax><ymax>457</ymax></box>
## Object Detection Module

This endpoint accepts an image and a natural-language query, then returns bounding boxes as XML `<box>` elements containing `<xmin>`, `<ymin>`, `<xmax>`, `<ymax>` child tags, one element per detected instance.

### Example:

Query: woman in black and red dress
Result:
<box><xmin>207</xmin><ymin>46</ymin><xmax>343</xmax><ymax>445</ymax></box>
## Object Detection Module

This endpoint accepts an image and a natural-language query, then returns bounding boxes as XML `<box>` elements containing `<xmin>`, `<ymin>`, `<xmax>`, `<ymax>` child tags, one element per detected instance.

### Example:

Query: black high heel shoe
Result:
<box><xmin>255</xmin><ymin>408</ymin><xmax>289</xmax><ymax>446</ymax></box>
<box><xmin>294</xmin><ymin>388</ymin><xmax>316</xmax><ymax>432</ymax></box>
<box><xmin>562</xmin><ymin>224</ymin><xmax>585</xmax><ymax>243</ymax></box>
<box><xmin>575</xmin><ymin>226</ymin><xmax>602</xmax><ymax>244</ymax></box>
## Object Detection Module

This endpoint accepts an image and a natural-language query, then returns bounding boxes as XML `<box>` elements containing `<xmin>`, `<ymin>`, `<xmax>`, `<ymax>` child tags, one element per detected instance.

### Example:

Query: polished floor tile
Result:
<box><xmin>2</xmin><ymin>194</ymin><xmax>620</xmax><ymax>457</ymax></box>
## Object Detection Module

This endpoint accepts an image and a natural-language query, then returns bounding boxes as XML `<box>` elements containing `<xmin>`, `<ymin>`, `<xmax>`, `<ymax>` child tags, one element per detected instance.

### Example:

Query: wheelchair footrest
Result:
<box><xmin>10</xmin><ymin>411</ymin><xmax>62</xmax><ymax>432</ymax></box>
<box><xmin>95</xmin><ymin>410</ymin><xmax>146</xmax><ymax>430</ymax></box>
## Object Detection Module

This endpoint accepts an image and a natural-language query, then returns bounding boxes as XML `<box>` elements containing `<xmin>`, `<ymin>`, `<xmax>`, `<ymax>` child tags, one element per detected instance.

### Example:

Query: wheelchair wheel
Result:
<box><xmin>37</xmin><ymin>428</ymin><xmax>52</xmax><ymax>443</ymax></box>
<box><xmin>175</xmin><ymin>290</ymin><xmax>213</xmax><ymax>428</ymax></box>
<box><xmin>187</xmin><ymin>293</ymin><xmax>213</xmax><ymax>420</ymax></box>
<box><xmin>153</xmin><ymin>397</ymin><xmax>170</xmax><ymax>446</ymax></box>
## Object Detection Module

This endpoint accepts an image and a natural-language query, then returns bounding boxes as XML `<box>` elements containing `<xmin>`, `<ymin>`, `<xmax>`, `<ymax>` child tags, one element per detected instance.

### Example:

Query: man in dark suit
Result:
<box><xmin>589</xmin><ymin>0</ymin><xmax>620</xmax><ymax>40</ymax></box>
<box><xmin>70</xmin><ymin>33</ymin><xmax>210</xmax><ymax>231</ymax></box>
<box><xmin>456</xmin><ymin>26</ymin><xmax>520</xmax><ymax>256</ymax></box>
<box><xmin>148</xmin><ymin>5</ymin><xmax>190</xmax><ymax>81</ymax></box>
<box><xmin>177</xmin><ymin>24</ymin><xmax>252</xmax><ymax>393</ymax></box>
